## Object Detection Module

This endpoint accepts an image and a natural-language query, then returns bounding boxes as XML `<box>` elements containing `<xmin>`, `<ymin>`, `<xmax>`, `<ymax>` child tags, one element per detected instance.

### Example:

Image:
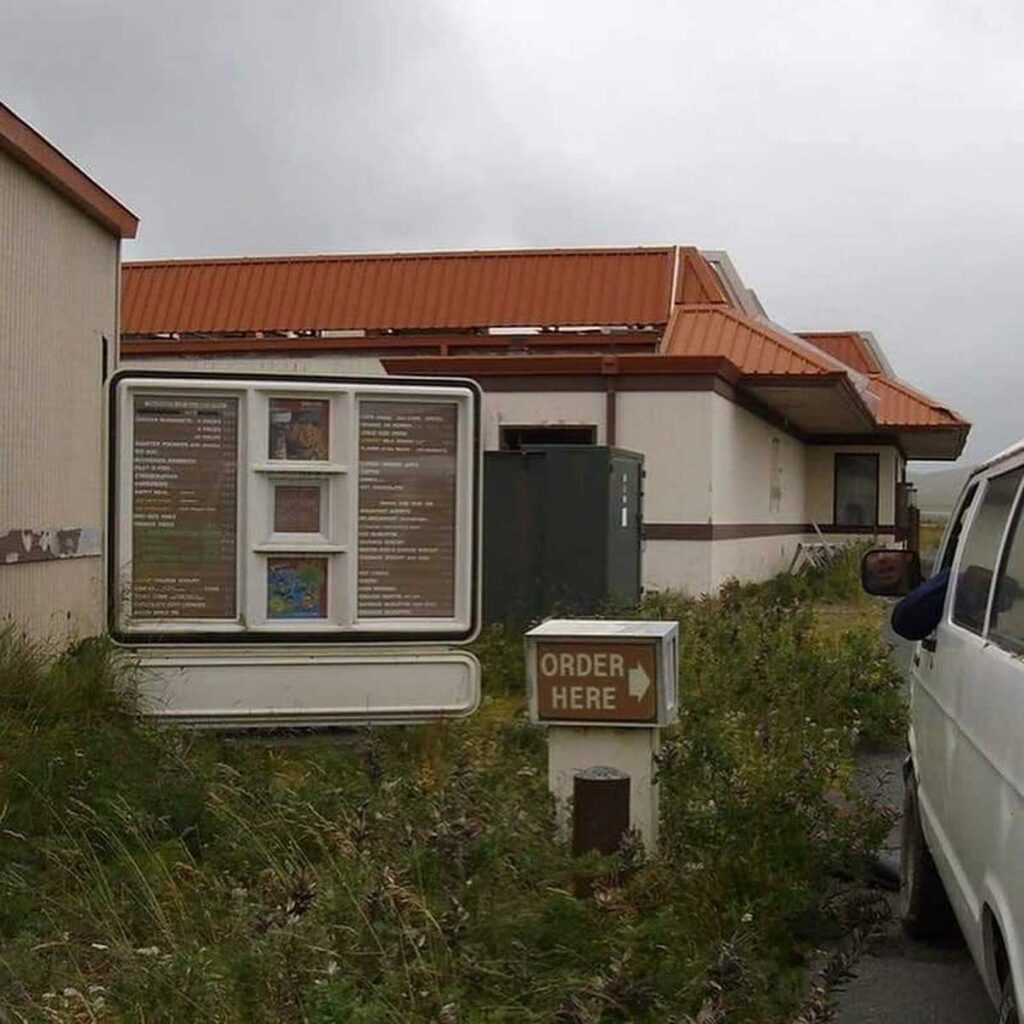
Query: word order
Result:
<box><xmin>538</xmin><ymin>651</ymin><xmax>625</xmax><ymax>678</ymax></box>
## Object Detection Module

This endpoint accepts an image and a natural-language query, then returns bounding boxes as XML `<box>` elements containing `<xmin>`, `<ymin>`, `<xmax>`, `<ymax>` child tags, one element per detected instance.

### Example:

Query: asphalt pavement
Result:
<box><xmin>833</xmin><ymin>748</ymin><xmax>994</xmax><ymax>1023</ymax></box>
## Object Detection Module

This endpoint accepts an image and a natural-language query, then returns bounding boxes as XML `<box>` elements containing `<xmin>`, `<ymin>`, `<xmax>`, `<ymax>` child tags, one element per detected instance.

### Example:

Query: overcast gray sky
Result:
<box><xmin>2</xmin><ymin>0</ymin><xmax>1018</xmax><ymax>467</ymax></box>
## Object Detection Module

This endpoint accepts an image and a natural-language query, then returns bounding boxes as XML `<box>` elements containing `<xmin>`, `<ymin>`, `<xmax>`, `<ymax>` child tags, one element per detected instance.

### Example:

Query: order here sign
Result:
<box><xmin>526</xmin><ymin>620</ymin><xmax>678</xmax><ymax>727</ymax></box>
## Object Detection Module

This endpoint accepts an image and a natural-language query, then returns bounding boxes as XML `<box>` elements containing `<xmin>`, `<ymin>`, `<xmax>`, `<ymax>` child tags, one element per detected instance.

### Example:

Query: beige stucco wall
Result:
<box><xmin>642</xmin><ymin>538</ymin><xmax>714</xmax><ymax>595</ymax></box>
<box><xmin>0</xmin><ymin>149</ymin><xmax>120</xmax><ymax>641</ymax></box>
<box><xmin>709</xmin><ymin>393</ymin><xmax>808</xmax><ymax>524</ymax></box>
<box><xmin>709</xmin><ymin>536</ymin><xmax>809</xmax><ymax>589</ymax></box>
<box><xmin>617</xmin><ymin>391</ymin><xmax>713</xmax><ymax>522</ymax></box>
<box><xmin>119</xmin><ymin>352</ymin><xmax>385</xmax><ymax>378</ymax></box>
<box><xmin>115</xmin><ymin>354</ymin><xmax>904</xmax><ymax>599</ymax></box>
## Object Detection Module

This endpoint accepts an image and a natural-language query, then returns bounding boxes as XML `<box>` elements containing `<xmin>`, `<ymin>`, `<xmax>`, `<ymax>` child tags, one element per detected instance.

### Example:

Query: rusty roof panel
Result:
<box><xmin>867</xmin><ymin>375</ymin><xmax>967</xmax><ymax>428</ymax></box>
<box><xmin>122</xmin><ymin>248</ymin><xmax>676</xmax><ymax>334</ymax></box>
<box><xmin>798</xmin><ymin>331</ymin><xmax>883</xmax><ymax>374</ymax></box>
<box><xmin>674</xmin><ymin>247</ymin><xmax>731</xmax><ymax>306</ymax></box>
<box><xmin>662</xmin><ymin>306</ymin><xmax>833</xmax><ymax>376</ymax></box>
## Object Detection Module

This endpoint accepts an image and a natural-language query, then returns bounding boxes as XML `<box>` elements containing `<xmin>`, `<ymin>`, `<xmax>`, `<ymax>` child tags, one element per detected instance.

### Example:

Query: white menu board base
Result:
<box><xmin>130</xmin><ymin>645</ymin><xmax>481</xmax><ymax>728</ymax></box>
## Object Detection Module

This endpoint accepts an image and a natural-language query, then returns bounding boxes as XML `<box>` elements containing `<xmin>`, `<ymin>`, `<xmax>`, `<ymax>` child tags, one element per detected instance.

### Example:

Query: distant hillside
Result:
<box><xmin>909</xmin><ymin>465</ymin><xmax>974</xmax><ymax>516</ymax></box>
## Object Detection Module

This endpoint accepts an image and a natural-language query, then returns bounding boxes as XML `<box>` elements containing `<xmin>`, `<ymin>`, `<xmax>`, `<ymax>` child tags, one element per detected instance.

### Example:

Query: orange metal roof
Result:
<box><xmin>661</xmin><ymin>306</ymin><xmax>836</xmax><ymax>376</ymax></box>
<box><xmin>799</xmin><ymin>330</ymin><xmax>967</xmax><ymax>429</ymax></box>
<box><xmin>798</xmin><ymin>331</ymin><xmax>883</xmax><ymax>374</ymax></box>
<box><xmin>119</xmin><ymin>241</ymin><xmax>968</xmax><ymax>443</ymax></box>
<box><xmin>122</xmin><ymin>247</ymin><xmax>676</xmax><ymax>334</ymax></box>
<box><xmin>0</xmin><ymin>102</ymin><xmax>138</xmax><ymax>238</ymax></box>
<box><xmin>867</xmin><ymin>375</ymin><xmax>966</xmax><ymax>428</ymax></box>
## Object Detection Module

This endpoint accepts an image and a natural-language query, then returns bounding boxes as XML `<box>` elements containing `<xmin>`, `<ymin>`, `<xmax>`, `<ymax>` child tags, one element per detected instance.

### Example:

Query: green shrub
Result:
<box><xmin>0</xmin><ymin>553</ymin><xmax>902</xmax><ymax>1022</ymax></box>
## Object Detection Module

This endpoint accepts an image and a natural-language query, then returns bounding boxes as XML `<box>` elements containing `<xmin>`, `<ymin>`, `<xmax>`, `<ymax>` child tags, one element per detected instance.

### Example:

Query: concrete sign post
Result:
<box><xmin>526</xmin><ymin>619</ymin><xmax>678</xmax><ymax>852</ymax></box>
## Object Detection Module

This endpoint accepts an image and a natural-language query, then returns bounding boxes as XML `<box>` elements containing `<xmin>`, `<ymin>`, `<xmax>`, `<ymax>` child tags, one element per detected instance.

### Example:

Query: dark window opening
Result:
<box><xmin>834</xmin><ymin>453</ymin><xmax>879</xmax><ymax>526</ymax></box>
<box><xmin>500</xmin><ymin>425</ymin><xmax>597</xmax><ymax>451</ymax></box>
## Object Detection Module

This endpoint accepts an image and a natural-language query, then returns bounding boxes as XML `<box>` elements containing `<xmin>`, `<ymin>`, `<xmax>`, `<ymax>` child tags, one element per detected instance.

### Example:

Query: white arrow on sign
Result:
<box><xmin>627</xmin><ymin>662</ymin><xmax>651</xmax><ymax>702</ymax></box>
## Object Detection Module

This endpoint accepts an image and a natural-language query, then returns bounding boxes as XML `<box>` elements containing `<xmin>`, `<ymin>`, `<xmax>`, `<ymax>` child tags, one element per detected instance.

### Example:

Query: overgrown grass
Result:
<box><xmin>0</xmin><ymin>551</ymin><xmax>903</xmax><ymax>1022</ymax></box>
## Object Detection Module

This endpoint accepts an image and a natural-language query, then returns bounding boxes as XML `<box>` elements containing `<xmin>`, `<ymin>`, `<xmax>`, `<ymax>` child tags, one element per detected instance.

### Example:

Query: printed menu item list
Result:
<box><xmin>131</xmin><ymin>395</ymin><xmax>239</xmax><ymax>619</ymax></box>
<box><xmin>357</xmin><ymin>401</ymin><xmax>457</xmax><ymax>619</ymax></box>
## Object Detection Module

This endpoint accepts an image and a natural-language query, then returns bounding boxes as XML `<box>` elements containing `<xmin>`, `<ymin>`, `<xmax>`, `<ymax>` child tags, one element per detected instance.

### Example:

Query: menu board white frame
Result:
<box><xmin>109</xmin><ymin>371</ymin><xmax>480</xmax><ymax>643</ymax></box>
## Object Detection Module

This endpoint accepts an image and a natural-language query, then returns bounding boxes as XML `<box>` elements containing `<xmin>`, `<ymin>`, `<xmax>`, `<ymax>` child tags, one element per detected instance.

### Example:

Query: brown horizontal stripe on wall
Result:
<box><xmin>822</xmin><ymin>524</ymin><xmax>898</xmax><ymax>535</ymax></box>
<box><xmin>643</xmin><ymin>523</ymin><xmax>715</xmax><ymax>540</ymax></box>
<box><xmin>642</xmin><ymin>523</ymin><xmax>897</xmax><ymax>541</ymax></box>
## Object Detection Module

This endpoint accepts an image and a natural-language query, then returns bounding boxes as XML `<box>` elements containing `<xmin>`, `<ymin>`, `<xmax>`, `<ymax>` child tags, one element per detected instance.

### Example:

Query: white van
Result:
<box><xmin>864</xmin><ymin>441</ymin><xmax>1024</xmax><ymax>1022</ymax></box>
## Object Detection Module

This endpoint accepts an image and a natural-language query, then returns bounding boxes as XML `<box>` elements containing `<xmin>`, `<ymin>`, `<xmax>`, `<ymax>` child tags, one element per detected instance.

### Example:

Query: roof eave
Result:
<box><xmin>380</xmin><ymin>353</ymin><xmax>742</xmax><ymax>381</ymax></box>
<box><xmin>896</xmin><ymin>424</ymin><xmax>971</xmax><ymax>461</ymax></box>
<box><xmin>0</xmin><ymin>102</ymin><xmax>138</xmax><ymax>239</ymax></box>
<box><xmin>742</xmin><ymin>371</ymin><xmax>879</xmax><ymax>435</ymax></box>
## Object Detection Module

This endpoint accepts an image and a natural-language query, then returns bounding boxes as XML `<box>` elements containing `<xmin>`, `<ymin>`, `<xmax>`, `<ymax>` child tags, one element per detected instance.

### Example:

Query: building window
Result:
<box><xmin>834</xmin><ymin>453</ymin><xmax>879</xmax><ymax>526</ymax></box>
<box><xmin>500</xmin><ymin>425</ymin><xmax>596</xmax><ymax>451</ymax></box>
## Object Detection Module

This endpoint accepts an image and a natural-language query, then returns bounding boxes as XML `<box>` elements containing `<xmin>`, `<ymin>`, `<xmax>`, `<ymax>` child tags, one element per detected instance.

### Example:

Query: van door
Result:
<box><xmin>910</xmin><ymin>483</ymin><xmax>978</xmax><ymax>862</ymax></box>
<box><xmin>926</xmin><ymin>468</ymin><xmax>1023</xmax><ymax>938</ymax></box>
<box><xmin>951</xmin><ymin>466</ymin><xmax>1024</xmax><ymax>991</ymax></box>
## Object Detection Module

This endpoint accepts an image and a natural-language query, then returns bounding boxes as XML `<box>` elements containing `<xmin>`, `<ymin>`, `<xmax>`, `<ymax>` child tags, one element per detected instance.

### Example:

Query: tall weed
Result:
<box><xmin>0</xmin><ymin>557</ymin><xmax>901</xmax><ymax>1022</ymax></box>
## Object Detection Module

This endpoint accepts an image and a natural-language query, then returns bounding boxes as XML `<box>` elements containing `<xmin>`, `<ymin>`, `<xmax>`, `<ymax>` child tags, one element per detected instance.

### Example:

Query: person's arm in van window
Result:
<box><xmin>891</xmin><ymin>568</ymin><xmax>950</xmax><ymax>641</ymax></box>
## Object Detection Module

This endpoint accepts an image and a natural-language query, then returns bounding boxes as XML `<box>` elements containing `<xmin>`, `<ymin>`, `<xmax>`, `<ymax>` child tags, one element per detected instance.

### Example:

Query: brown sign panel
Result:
<box><xmin>357</xmin><ymin>400</ymin><xmax>458</xmax><ymax>619</ymax></box>
<box><xmin>274</xmin><ymin>485</ymin><xmax>321</xmax><ymax>534</ymax></box>
<box><xmin>131</xmin><ymin>395</ymin><xmax>238</xmax><ymax>619</ymax></box>
<box><xmin>536</xmin><ymin>641</ymin><xmax>658</xmax><ymax>722</ymax></box>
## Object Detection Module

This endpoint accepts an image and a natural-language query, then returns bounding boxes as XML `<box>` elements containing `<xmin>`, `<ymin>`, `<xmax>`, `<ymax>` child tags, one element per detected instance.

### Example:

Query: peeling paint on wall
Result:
<box><xmin>0</xmin><ymin>527</ymin><xmax>102</xmax><ymax>565</ymax></box>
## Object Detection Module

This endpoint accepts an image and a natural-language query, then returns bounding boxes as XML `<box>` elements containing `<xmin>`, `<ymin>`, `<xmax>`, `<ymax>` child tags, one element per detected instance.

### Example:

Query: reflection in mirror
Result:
<box><xmin>861</xmin><ymin>548</ymin><xmax>922</xmax><ymax>597</ymax></box>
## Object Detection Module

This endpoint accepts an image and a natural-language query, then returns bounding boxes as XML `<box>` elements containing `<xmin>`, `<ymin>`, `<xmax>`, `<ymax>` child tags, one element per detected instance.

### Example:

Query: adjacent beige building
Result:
<box><xmin>0</xmin><ymin>102</ymin><xmax>138</xmax><ymax>640</ymax></box>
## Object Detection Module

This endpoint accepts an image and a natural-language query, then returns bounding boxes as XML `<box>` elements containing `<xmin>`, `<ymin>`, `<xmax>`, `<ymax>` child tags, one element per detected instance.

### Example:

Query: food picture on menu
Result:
<box><xmin>268</xmin><ymin>399</ymin><xmax>329</xmax><ymax>460</ymax></box>
<box><xmin>267</xmin><ymin>557</ymin><xmax>328</xmax><ymax>618</ymax></box>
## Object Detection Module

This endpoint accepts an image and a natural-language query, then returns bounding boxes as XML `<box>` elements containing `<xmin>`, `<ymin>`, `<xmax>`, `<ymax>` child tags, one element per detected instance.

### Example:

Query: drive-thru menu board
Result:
<box><xmin>131</xmin><ymin>395</ymin><xmax>238</xmax><ymax>618</ymax></box>
<box><xmin>113</xmin><ymin>375</ymin><xmax>477</xmax><ymax>642</ymax></box>
<box><xmin>357</xmin><ymin>400</ymin><xmax>457</xmax><ymax>618</ymax></box>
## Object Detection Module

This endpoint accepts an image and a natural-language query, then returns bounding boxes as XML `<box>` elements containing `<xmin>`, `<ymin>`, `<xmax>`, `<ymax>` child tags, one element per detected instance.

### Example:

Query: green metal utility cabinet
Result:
<box><xmin>483</xmin><ymin>446</ymin><xmax>643</xmax><ymax>624</ymax></box>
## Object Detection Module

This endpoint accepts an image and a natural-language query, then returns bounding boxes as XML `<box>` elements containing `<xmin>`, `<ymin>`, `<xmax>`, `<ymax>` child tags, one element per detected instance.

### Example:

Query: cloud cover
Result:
<box><xmin>2</xmin><ymin>0</ymin><xmax>1021</xmax><ymax>464</ymax></box>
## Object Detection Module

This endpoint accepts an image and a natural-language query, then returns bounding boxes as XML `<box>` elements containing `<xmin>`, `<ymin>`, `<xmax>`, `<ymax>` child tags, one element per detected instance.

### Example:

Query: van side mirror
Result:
<box><xmin>861</xmin><ymin>549</ymin><xmax>922</xmax><ymax>598</ymax></box>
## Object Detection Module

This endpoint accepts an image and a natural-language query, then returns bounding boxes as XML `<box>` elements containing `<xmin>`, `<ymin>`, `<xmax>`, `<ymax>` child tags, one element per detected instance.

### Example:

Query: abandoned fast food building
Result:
<box><xmin>0</xmin><ymin>102</ymin><xmax>138</xmax><ymax>639</ymax></box>
<box><xmin>119</xmin><ymin>247</ymin><xmax>969</xmax><ymax>598</ymax></box>
<box><xmin>0</xmin><ymin>103</ymin><xmax>971</xmax><ymax>638</ymax></box>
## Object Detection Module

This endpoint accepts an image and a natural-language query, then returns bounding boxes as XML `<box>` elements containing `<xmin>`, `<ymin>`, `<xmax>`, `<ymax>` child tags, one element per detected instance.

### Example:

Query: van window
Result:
<box><xmin>952</xmin><ymin>469</ymin><xmax>1024</xmax><ymax>634</ymax></box>
<box><xmin>939</xmin><ymin>484</ymin><xmax>978</xmax><ymax>574</ymax></box>
<box><xmin>990</xmin><ymin>489</ymin><xmax>1024</xmax><ymax>652</ymax></box>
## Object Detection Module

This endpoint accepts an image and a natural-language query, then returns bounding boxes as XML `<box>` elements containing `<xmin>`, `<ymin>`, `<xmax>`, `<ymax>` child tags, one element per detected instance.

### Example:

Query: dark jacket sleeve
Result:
<box><xmin>890</xmin><ymin>568</ymin><xmax>951</xmax><ymax>641</ymax></box>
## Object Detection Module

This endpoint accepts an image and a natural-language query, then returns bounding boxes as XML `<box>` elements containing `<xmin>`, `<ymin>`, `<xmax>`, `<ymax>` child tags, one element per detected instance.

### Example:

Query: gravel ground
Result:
<box><xmin>832</xmin><ymin>748</ymin><xmax>994</xmax><ymax>1023</ymax></box>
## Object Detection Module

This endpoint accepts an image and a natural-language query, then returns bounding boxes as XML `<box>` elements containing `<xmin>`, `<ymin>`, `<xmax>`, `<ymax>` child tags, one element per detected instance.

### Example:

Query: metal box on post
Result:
<box><xmin>525</xmin><ymin>619</ymin><xmax>678</xmax><ymax>728</ymax></box>
<box><xmin>482</xmin><ymin>446</ymin><xmax>643</xmax><ymax>624</ymax></box>
<box><xmin>525</xmin><ymin>617</ymin><xmax>679</xmax><ymax>852</ymax></box>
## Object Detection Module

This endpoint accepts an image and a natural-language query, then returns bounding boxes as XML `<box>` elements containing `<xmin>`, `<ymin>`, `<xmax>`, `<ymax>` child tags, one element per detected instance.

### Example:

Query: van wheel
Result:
<box><xmin>900</xmin><ymin>777</ymin><xmax>959</xmax><ymax>941</ymax></box>
<box><xmin>998</xmin><ymin>976</ymin><xmax>1018</xmax><ymax>1024</ymax></box>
